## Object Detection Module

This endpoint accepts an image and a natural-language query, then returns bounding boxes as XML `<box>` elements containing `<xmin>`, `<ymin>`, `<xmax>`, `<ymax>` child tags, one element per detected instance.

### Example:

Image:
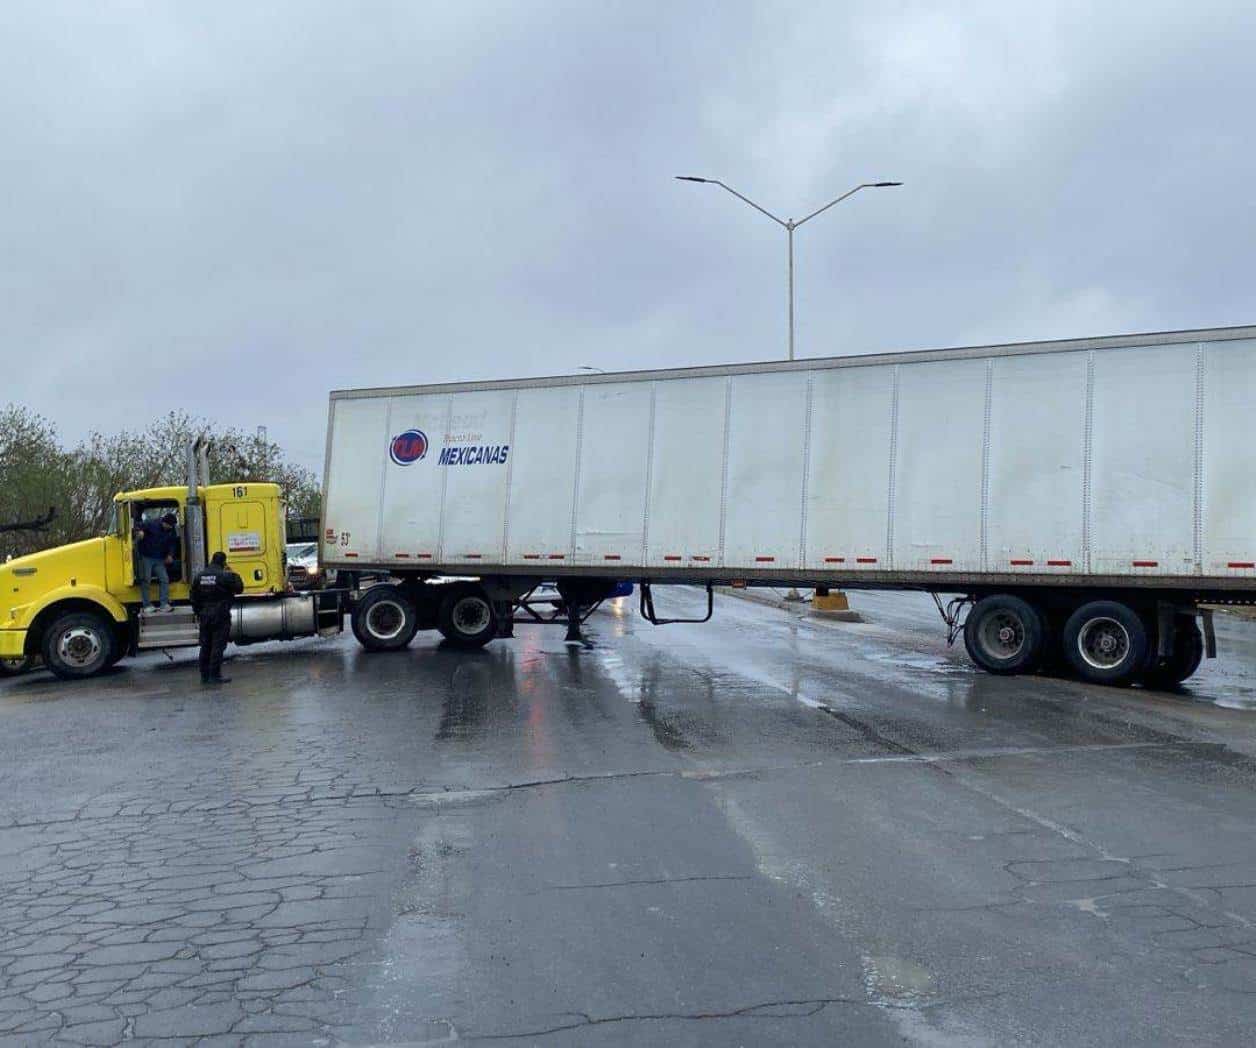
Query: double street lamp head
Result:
<box><xmin>676</xmin><ymin>176</ymin><xmax>902</xmax><ymax>188</ymax></box>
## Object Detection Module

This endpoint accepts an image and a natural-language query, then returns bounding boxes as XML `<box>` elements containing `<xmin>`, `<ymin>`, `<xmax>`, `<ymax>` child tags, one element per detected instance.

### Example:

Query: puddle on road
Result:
<box><xmin>863</xmin><ymin>954</ymin><xmax>937</xmax><ymax>1003</ymax></box>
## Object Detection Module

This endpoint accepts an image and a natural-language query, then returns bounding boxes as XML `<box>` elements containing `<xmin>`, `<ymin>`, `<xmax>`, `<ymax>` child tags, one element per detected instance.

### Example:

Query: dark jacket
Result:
<box><xmin>136</xmin><ymin>521</ymin><xmax>179</xmax><ymax>560</ymax></box>
<box><xmin>190</xmin><ymin>564</ymin><xmax>244</xmax><ymax>619</ymax></box>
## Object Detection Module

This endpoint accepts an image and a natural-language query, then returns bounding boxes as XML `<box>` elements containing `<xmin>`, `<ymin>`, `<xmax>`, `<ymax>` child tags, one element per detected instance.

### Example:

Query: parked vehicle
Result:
<box><xmin>321</xmin><ymin>324</ymin><xmax>1256</xmax><ymax>686</ymax></box>
<box><xmin>9</xmin><ymin>324</ymin><xmax>1255</xmax><ymax>687</ymax></box>
<box><xmin>286</xmin><ymin>542</ymin><xmax>336</xmax><ymax>590</ymax></box>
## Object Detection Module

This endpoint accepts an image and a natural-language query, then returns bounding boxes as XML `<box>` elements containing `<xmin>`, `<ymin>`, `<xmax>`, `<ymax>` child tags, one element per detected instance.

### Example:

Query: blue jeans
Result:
<box><xmin>139</xmin><ymin>557</ymin><xmax>170</xmax><ymax>607</ymax></box>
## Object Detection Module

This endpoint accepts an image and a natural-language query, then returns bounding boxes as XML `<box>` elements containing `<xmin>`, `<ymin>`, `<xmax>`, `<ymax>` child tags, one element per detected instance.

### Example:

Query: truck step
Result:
<box><xmin>137</xmin><ymin>609</ymin><xmax>200</xmax><ymax>650</ymax></box>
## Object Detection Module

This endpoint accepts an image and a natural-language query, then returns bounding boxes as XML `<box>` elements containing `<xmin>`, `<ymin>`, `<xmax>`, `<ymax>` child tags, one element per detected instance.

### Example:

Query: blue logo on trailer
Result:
<box><xmin>389</xmin><ymin>429</ymin><xmax>428</xmax><ymax>465</ymax></box>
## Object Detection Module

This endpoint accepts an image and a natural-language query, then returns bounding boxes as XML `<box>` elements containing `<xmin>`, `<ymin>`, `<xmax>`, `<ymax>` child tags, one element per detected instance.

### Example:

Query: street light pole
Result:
<box><xmin>787</xmin><ymin>224</ymin><xmax>794</xmax><ymax>361</ymax></box>
<box><xmin>675</xmin><ymin>177</ymin><xmax>901</xmax><ymax>361</ymax></box>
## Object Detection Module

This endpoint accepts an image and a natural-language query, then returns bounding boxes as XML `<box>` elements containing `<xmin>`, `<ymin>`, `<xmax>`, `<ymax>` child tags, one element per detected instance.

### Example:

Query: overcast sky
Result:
<box><xmin>2</xmin><ymin>1</ymin><xmax>1253</xmax><ymax>472</ymax></box>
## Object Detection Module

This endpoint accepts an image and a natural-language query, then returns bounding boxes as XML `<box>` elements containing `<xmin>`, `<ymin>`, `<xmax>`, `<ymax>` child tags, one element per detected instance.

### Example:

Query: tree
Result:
<box><xmin>0</xmin><ymin>406</ymin><xmax>321</xmax><ymax>561</ymax></box>
<box><xmin>0</xmin><ymin>406</ymin><xmax>77</xmax><ymax>559</ymax></box>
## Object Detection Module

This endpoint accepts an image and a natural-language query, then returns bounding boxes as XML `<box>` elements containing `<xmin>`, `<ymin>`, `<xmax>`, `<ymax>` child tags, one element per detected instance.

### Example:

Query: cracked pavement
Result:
<box><xmin>4</xmin><ymin>590</ymin><xmax>1256</xmax><ymax>1044</ymax></box>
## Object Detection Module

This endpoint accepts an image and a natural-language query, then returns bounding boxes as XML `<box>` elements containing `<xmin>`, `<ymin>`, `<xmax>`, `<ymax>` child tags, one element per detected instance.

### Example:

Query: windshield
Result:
<box><xmin>286</xmin><ymin>543</ymin><xmax>317</xmax><ymax>560</ymax></box>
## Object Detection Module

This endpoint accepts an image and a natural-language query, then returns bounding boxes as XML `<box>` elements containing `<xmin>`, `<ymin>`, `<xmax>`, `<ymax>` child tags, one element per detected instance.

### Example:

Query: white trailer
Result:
<box><xmin>321</xmin><ymin>324</ymin><xmax>1256</xmax><ymax>686</ymax></box>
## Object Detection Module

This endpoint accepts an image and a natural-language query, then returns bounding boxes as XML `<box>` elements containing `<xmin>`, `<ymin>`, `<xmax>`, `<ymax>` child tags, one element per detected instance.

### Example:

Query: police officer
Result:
<box><xmin>190</xmin><ymin>551</ymin><xmax>244</xmax><ymax>685</ymax></box>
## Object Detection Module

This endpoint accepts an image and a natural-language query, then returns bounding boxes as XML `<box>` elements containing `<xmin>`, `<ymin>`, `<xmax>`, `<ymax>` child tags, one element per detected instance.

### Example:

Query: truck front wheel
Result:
<box><xmin>42</xmin><ymin>612</ymin><xmax>115</xmax><ymax>680</ymax></box>
<box><xmin>963</xmin><ymin>594</ymin><xmax>1047</xmax><ymax>675</ymax></box>
<box><xmin>352</xmin><ymin>586</ymin><xmax>418</xmax><ymax>651</ymax></box>
<box><xmin>1062</xmin><ymin>600</ymin><xmax>1150</xmax><ymax>686</ymax></box>
<box><xmin>437</xmin><ymin>585</ymin><xmax>497</xmax><ymax>649</ymax></box>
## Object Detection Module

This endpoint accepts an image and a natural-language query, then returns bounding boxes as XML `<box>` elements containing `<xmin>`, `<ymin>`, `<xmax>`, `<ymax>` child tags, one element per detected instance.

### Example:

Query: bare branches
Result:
<box><xmin>0</xmin><ymin>506</ymin><xmax>56</xmax><ymax>534</ymax></box>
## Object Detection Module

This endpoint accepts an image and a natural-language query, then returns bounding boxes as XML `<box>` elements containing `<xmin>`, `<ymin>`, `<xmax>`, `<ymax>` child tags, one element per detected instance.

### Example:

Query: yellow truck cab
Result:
<box><xmin>0</xmin><ymin>468</ymin><xmax>292</xmax><ymax>679</ymax></box>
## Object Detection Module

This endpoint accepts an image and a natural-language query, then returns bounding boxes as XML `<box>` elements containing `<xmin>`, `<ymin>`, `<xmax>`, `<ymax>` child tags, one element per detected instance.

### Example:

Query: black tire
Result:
<box><xmin>1062</xmin><ymin>600</ymin><xmax>1151</xmax><ymax>686</ymax></box>
<box><xmin>351</xmin><ymin>585</ymin><xmax>418</xmax><ymax>652</ymax></box>
<box><xmin>1142</xmin><ymin>622</ymin><xmax>1204</xmax><ymax>689</ymax></box>
<box><xmin>437</xmin><ymin>585</ymin><xmax>497</xmax><ymax>649</ymax></box>
<box><xmin>0</xmin><ymin>655</ymin><xmax>34</xmax><ymax>677</ymax></box>
<box><xmin>963</xmin><ymin>594</ymin><xmax>1047</xmax><ymax>674</ymax></box>
<box><xmin>42</xmin><ymin>612</ymin><xmax>115</xmax><ymax>680</ymax></box>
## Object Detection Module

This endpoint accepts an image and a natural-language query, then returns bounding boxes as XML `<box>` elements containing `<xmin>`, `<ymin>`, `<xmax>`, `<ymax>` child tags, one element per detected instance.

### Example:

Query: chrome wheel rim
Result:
<box><xmin>978</xmin><ymin>610</ymin><xmax>1026</xmax><ymax>660</ymax></box>
<box><xmin>365</xmin><ymin>600</ymin><xmax>406</xmax><ymax>641</ymax></box>
<box><xmin>1078</xmin><ymin>617</ymin><xmax>1130</xmax><ymax>670</ymax></box>
<box><xmin>452</xmin><ymin>597</ymin><xmax>490</xmax><ymax>636</ymax></box>
<box><xmin>58</xmin><ymin>627</ymin><xmax>103</xmax><ymax>669</ymax></box>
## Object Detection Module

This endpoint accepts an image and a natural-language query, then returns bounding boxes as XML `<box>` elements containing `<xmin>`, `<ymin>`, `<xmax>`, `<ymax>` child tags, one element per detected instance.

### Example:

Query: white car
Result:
<box><xmin>285</xmin><ymin>542</ymin><xmax>336</xmax><ymax>590</ymax></box>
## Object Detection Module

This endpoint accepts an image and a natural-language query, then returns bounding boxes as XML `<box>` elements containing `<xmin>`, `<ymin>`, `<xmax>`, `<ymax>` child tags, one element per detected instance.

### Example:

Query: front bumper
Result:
<box><xmin>0</xmin><ymin>629</ymin><xmax>29</xmax><ymax>658</ymax></box>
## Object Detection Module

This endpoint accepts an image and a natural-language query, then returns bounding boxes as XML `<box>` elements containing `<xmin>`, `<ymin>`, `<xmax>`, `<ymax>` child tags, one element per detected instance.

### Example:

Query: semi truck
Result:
<box><xmin>3</xmin><ymin>323</ymin><xmax>1254</xmax><ymax>687</ymax></box>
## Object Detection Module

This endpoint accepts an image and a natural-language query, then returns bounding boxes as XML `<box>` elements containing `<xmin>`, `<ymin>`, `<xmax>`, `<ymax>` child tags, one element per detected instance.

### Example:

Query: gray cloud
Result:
<box><xmin>2</xmin><ymin>1</ymin><xmax>1253</xmax><ymax>470</ymax></box>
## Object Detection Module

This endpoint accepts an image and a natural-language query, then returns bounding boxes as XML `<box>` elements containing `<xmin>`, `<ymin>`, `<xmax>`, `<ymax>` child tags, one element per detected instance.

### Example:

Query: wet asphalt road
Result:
<box><xmin>4</xmin><ymin>591</ymin><xmax>1256</xmax><ymax>1046</ymax></box>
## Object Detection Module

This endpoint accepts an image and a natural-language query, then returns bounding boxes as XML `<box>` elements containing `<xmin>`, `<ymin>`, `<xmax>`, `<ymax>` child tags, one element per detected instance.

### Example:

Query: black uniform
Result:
<box><xmin>190</xmin><ymin>563</ymin><xmax>244</xmax><ymax>682</ymax></box>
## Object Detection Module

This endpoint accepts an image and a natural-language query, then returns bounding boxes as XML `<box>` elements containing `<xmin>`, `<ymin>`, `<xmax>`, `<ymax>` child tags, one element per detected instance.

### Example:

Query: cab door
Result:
<box><xmin>219</xmin><ymin>500</ymin><xmax>271</xmax><ymax>592</ymax></box>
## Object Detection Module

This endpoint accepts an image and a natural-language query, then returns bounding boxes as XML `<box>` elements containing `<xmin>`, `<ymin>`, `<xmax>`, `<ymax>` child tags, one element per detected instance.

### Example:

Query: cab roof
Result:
<box><xmin>113</xmin><ymin>483</ymin><xmax>281</xmax><ymax>503</ymax></box>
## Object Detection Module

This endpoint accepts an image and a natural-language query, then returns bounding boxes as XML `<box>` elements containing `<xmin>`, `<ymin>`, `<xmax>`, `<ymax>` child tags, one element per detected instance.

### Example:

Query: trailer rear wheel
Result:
<box><xmin>1063</xmin><ymin>600</ymin><xmax>1150</xmax><ymax>686</ymax></box>
<box><xmin>352</xmin><ymin>585</ymin><xmax>418</xmax><ymax>651</ymax></box>
<box><xmin>42</xmin><ymin>612</ymin><xmax>115</xmax><ymax>680</ymax></box>
<box><xmin>437</xmin><ymin>585</ymin><xmax>497</xmax><ymax>649</ymax></box>
<box><xmin>963</xmin><ymin>595</ymin><xmax>1046</xmax><ymax>674</ymax></box>
<box><xmin>1142</xmin><ymin>621</ymin><xmax>1204</xmax><ymax>690</ymax></box>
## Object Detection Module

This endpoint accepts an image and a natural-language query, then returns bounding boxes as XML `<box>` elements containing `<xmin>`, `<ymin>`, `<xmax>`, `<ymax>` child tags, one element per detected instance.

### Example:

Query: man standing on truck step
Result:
<box><xmin>133</xmin><ymin>512</ymin><xmax>179</xmax><ymax>612</ymax></box>
<box><xmin>190</xmin><ymin>551</ymin><xmax>243</xmax><ymax>686</ymax></box>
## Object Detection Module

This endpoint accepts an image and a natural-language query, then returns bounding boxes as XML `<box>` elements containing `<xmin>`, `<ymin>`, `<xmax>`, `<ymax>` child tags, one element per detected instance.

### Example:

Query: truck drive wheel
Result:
<box><xmin>1062</xmin><ymin>600</ymin><xmax>1150</xmax><ymax>686</ymax></box>
<box><xmin>1142</xmin><ymin>621</ymin><xmax>1204</xmax><ymax>690</ymax></box>
<box><xmin>437</xmin><ymin>585</ymin><xmax>497</xmax><ymax>649</ymax></box>
<box><xmin>351</xmin><ymin>585</ymin><xmax>418</xmax><ymax>651</ymax></box>
<box><xmin>963</xmin><ymin>595</ymin><xmax>1047</xmax><ymax>674</ymax></box>
<box><xmin>42</xmin><ymin>612</ymin><xmax>115</xmax><ymax>680</ymax></box>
